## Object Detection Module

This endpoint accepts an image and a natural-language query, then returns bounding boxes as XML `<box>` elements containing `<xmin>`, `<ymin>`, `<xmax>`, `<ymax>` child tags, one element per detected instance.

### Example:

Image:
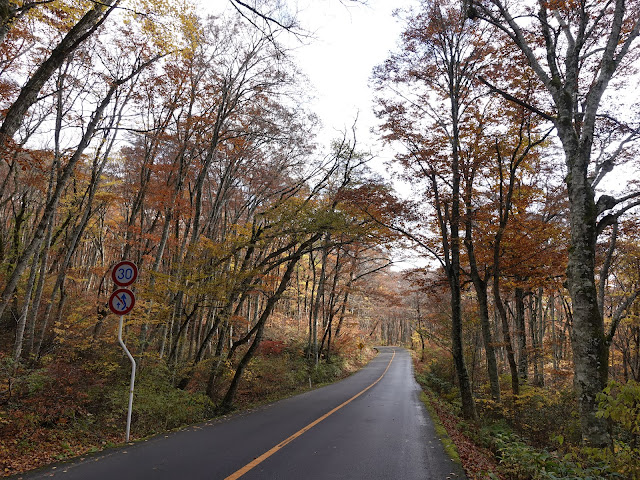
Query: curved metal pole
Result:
<box><xmin>118</xmin><ymin>315</ymin><xmax>136</xmax><ymax>442</ymax></box>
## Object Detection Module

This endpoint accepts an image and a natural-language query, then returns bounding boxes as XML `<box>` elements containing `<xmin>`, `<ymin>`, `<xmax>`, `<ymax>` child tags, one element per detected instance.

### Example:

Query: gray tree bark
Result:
<box><xmin>466</xmin><ymin>0</ymin><xmax>640</xmax><ymax>446</ymax></box>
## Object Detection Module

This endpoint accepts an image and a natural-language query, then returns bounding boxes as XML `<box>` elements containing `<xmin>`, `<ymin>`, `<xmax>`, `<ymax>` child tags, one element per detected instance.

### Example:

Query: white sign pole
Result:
<box><xmin>111</xmin><ymin>261</ymin><xmax>138</xmax><ymax>442</ymax></box>
<box><xmin>117</xmin><ymin>314</ymin><xmax>137</xmax><ymax>442</ymax></box>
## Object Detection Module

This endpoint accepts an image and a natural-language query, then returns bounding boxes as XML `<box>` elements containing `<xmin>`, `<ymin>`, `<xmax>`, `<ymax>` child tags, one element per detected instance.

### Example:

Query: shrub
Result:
<box><xmin>414</xmin><ymin>350</ymin><xmax>455</xmax><ymax>392</ymax></box>
<box><xmin>512</xmin><ymin>386</ymin><xmax>580</xmax><ymax>447</ymax></box>
<box><xmin>485</xmin><ymin>428</ymin><xmax>621</xmax><ymax>480</ymax></box>
<box><xmin>475</xmin><ymin>384</ymin><xmax>581</xmax><ymax>448</ymax></box>
<box><xmin>595</xmin><ymin>380</ymin><xmax>640</xmax><ymax>479</ymax></box>
<box><xmin>597</xmin><ymin>380</ymin><xmax>640</xmax><ymax>439</ymax></box>
<box><xmin>106</xmin><ymin>364</ymin><xmax>214</xmax><ymax>435</ymax></box>
<box><xmin>311</xmin><ymin>359</ymin><xmax>343</xmax><ymax>384</ymax></box>
<box><xmin>242</xmin><ymin>355</ymin><xmax>296</xmax><ymax>399</ymax></box>
<box><xmin>257</xmin><ymin>340</ymin><xmax>286</xmax><ymax>357</ymax></box>
<box><xmin>417</xmin><ymin>370</ymin><xmax>455</xmax><ymax>395</ymax></box>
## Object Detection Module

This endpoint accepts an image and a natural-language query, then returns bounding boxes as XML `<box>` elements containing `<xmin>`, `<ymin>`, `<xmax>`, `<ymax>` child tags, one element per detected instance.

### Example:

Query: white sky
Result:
<box><xmin>289</xmin><ymin>0</ymin><xmax>417</xmax><ymax>148</ymax></box>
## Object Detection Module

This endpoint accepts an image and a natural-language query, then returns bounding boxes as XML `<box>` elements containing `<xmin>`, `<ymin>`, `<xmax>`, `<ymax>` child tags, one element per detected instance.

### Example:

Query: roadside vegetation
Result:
<box><xmin>374</xmin><ymin>1</ymin><xmax>640</xmax><ymax>478</ymax></box>
<box><xmin>1</xmin><ymin>321</ymin><xmax>376</xmax><ymax>476</ymax></box>
<box><xmin>414</xmin><ymin>343</ymin><xmax>638</xmax><ymax>480</ymax></box>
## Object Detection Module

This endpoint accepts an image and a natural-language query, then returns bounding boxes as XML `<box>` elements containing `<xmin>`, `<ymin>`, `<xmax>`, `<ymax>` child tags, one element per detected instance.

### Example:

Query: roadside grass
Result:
<box><xmin>419</xmin><ymin>390</ymin><xmax>462</xmax><ymax>464</ymax></box>
<box><xmin>415</xmin><ymin>373</ymin><xmax>501</xmax><ymax>480</ymax></box>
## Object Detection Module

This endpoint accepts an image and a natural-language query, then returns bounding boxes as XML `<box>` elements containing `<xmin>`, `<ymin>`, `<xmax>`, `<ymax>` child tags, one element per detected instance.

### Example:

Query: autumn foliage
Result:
<box><xmin>1</xmin><ymin>0</ymin><xmax>640</xmax><ymax>479</ymax></box>
<box><xmin>373</xmin><ymin>0</ymin><xmax>640</xmax><ymax>478</ymax></box>
<box><xmin>0</xmin><ymin>2</ymin><xmax>405</xmax><ymax>476</ymax></box>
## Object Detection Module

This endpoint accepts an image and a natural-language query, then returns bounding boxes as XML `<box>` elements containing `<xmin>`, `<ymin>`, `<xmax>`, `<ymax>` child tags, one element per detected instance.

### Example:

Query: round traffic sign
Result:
<box><xmin>109</xmin><ymin>288</ymin><xmax>136</xmax><ymax>315</ymax></box>
<box><xmin>112</xmin><ymin>261</ymin><xmax>138</xmax><ymax>287</ymax></box>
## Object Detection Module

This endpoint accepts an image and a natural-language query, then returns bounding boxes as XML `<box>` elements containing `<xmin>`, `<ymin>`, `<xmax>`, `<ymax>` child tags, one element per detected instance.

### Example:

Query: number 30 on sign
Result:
<box><xmin>112</xmin><ymin>261</ymin><xmax>138</xmax><ymax>287</ymax></box>
<box><xmin>109</xmin><ymin>288</ymin><xmax>136</xmax><ymax>316</ymax></box>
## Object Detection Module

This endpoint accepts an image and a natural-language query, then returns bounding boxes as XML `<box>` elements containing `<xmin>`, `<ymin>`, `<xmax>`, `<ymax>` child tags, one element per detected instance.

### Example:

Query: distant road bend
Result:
<box><xmin>16</xmin><ymin>347</ymin><xmax>467</xmax><ymax>480</ymax></box>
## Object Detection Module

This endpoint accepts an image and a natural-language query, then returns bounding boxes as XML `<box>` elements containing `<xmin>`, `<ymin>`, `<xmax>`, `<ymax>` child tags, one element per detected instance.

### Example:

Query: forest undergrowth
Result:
<box><xmin>0</xmin><ymin>329</ymin><xmax>375</xmax><ymax>477</ymax></box>
<box><xmin>414</xmin><ymin>346</ymin><xmax>640</xmax><ymax>480</ymax></box>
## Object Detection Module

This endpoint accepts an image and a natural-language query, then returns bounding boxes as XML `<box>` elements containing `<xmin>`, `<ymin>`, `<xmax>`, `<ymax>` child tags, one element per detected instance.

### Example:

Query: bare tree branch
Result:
<box><xmin>597</xmin><ymin>198</ymin><xmax>640</xmax><ymax>236</ymax></box>
<box><xmin>477</xmin><ymin>75</ymin><xmax>555</xmax><ymax>122</ymax></box>
<box><xmin>607</xmin><ymin>288</ymin><xmax>640</xmax><ymax>345</ymax></box>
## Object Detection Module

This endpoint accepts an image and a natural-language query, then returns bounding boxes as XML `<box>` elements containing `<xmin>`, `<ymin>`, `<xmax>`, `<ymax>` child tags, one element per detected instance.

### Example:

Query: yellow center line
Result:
<box><xmin>224</xmin><ymin>349</ymin><xmax>396</xmax><ymax>480</ymax></box>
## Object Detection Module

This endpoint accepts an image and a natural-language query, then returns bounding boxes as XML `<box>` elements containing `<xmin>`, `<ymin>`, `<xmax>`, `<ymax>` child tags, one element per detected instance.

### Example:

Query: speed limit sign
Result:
<box><xmin>109</xmin><ymin>288</ymin><xmax>136</xmax><ymax>316</ymax></box>
<box><xmin>112</xmin><ymin>261</ymin><xmax>138</xmax><ymax>287</ymax></box>
<box><xmin>109</xmin><ymin>260</ymin><xmax>139</xmax><ymax>442</ymax></box>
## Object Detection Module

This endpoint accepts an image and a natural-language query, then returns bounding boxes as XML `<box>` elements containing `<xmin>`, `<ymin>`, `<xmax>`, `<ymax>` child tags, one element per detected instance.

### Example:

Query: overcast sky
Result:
<box><xmin>288</xmin><ymin>1</ymin><xmax>417</xmax><ymax>145</ymax></box>
<box><xmin>289</xmin><ymin>0</ymin><xmax>427</xmax><ymax>270</ymax></box>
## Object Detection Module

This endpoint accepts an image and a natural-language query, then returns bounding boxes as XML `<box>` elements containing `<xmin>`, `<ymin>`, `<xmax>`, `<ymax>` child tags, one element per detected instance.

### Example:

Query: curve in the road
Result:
<box><xmin>13</xmin><ymin>347</ymin><xmax>467</xmax><ymax>480</ymax></box>
<box><xmin>225</xmin><ymin>350</ymin><xmax>396</xmax><ymax>479</ymax></box>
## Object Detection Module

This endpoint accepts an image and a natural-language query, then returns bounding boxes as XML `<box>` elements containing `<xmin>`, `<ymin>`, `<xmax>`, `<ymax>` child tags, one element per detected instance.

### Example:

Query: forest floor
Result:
<box><xmin>0</xmin><ymin>343</ymin><xmax>376</xmax><ymax>477</ymax></box>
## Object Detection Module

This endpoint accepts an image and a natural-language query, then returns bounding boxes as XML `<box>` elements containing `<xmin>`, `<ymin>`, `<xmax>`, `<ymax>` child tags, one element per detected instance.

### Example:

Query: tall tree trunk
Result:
<box><xmin>465</xmin><ymin>196</ymin><xmax>500</xmax><ymax>401</ymax></box>
<box><xmin>450</xmin><ymin>96</ymin><xmax>476</xmax><ymax>421</ymax></box>
<box><xmin>333</xmin><ymin>285</ymin><xmax>352</xmax><ymax>341</ymax></box>
<box><xmin>12</xmin><ymin>254</ymin><xmax>38</xmax><ymax>363</ymax></box>
<box><xmin>218</xmin><ymin>234</ymin><xmax>320</xmax><ymax>410</ymax></box>
<box><xmin>565</xmin><ymin>150</ymin><xmax>610</xmax><ymax>447</ymax></box>
<box><xmin>550</xmin><ymin>294</ymin><xmax>558</xmax><ymax>371</ymax></box>
<box><xmin>416</xmin><ymin>299</ymin><xmax>426</xmax><ymax>362</ymax></box>
<box><xmin>311</xmin><ymin>238</ymin><xmax>329</xmax><ymax>366</ymax></box>
<box><xmin>475</xmin><ymin>280</ymin><xmax>501</xmax><ymax>401</ymax></box>
<box><xmin>494</xmin><ymin>278</ymin><xmax>519</xmax><ymax>395</ymax></box>
<box><xmin>25</xmin><ymin>218</ymin><xmax>53</xmax><ymax>358</ymax></box>
<box><xmin>515</xmin><ymin>287</ymin><xmax>528</xmax><ymax>382</ymax></box>
<box><xmin>530</xmin><ymin>288</ymin><xmax>544</xmax><ymax>386</ymax></box>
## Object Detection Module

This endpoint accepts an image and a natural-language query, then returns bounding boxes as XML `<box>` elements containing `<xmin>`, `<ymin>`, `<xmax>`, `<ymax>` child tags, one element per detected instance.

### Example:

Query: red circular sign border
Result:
<box><xmin>109</xmin><ymin>288</ymin><xmax>136</xmax><ymax>316</ymax></box>
<box><xmin>112</xmin><ymin>261</ymin><xmax>138</xmax><ymax>287</ymax></box>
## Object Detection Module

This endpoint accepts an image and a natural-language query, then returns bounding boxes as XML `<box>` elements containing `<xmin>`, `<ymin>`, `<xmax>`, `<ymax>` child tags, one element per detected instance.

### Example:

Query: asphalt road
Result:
<box><xmin>15</xmin><ymin>347</ymin><xmax>466</xmax><ymax>480</ymax></box>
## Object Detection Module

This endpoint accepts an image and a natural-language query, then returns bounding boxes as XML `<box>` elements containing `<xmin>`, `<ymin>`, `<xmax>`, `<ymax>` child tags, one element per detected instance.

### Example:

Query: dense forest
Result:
<box><xmin>1</xmin><ymin>1</ymin><xmax>640</xmax><ymax>479</ymax></box>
